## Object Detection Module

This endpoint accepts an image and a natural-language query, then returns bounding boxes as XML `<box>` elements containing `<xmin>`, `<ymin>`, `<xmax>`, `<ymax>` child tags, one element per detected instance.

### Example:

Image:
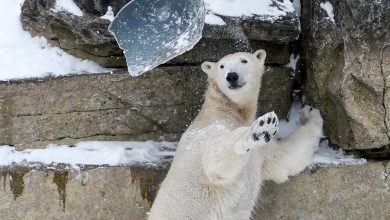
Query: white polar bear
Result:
<box><xmin>148</xmin><ymin>50</ymin><xmax>323</xmax><ymax>220</ymax></box>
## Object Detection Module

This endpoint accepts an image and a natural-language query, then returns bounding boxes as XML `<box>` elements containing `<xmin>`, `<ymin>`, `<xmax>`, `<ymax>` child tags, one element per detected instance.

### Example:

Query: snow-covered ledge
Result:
<box><xmin>203</xmin><ymin>0</ymin><xmax>301</xmax><ymax>42</ymax></box>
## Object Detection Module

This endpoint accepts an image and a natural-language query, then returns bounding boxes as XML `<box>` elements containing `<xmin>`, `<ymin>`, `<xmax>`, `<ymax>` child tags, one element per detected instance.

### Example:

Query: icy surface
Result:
<box><xmin>320</xmin><ymin>1</ymin><xmax>335</xmax><ymax>24</ymax></box>
<box><xmin>0</xmin><ymin>0</ymin><xmax>109</xmax><ymax>81</ymax></box>
<box><xmin>100</xmin><ymin>6</ymin><xmax>115</xmax><ymax>22</ymax></box>
<box><xmin>0</xmin><ymin>141</ymin><xmax>176</xmax><ymax>169</ymax></box>
<box><xmin>52</xmin><ymin>0</ymin><xmax>83</xmax><ymax>16</ymax></box>
<box><xmin>109</xmin><ymin>0</ymin><xmax>205</xmax><ymax>76</ymax></box>
<box><xmin>204</xmin><ymin>0</ymin><xmax>296</xmax><ymax>25</ymax></box>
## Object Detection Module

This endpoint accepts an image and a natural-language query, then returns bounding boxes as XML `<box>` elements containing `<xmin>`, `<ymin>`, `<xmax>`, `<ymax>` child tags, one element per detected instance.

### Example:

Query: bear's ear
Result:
<box><xmin>201</xmin><ymin>61</ymin><xmax>215</xmax><ymax>76</ymax></box>
<box><xmin>254</xmin><ymin>49</ymin><xmax>266</xmax><ymax>62</ymax></box>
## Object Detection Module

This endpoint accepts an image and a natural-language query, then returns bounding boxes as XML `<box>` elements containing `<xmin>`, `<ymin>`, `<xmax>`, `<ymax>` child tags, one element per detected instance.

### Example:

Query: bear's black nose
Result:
<box><xmin>226</xmin><ymin>72</ymin><xmax>239</xmax><ymax>83</ymax></box>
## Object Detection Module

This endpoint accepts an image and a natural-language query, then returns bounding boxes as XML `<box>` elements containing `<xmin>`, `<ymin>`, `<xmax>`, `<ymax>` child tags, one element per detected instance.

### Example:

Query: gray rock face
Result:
<box><xmin>0</xmin><ymin>162</ymin><xmax>388</xmax><ymax>220</ymax></box>
<box><xmin>0</xmin><ymin>66</ymin><xmax>292</xmax><ymax>149</ymax></box>
<box><xmin>171</xmin><ymin>38</ymin><xmax>291</xmax><ymax>65</ymax></box>
<box><xmin>301</xmin><ymin>0</ymin><xmax>390</xmax><ymax>150</ymax></box>
<box><xmin>0</xmin><ymin>68</ymin><xmax>206</xmax><ymax>149</ymax></box>
<box><xmin>20</xmin><ymin>0</ymin><xmax>297</xmax><ymax>68</ymax></box>
<box><xmin>255</xmin><ymin>162</ymin><xmax>390</xmax><ymax>220</ymax></box>
<box><xmin>258</xmin><ymin>66</ymin><xmax>294</xmax><ymax>118</ymax></box>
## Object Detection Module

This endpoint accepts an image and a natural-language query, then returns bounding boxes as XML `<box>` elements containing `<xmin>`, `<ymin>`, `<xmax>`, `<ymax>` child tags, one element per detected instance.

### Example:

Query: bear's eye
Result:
<box><xmin>220</xmin><ymin>65</ymin><xmax>224</xmax><ymax>69</ymax></box>
<box><xmin>241</xmin><ymin>59</ymin><xmax>248</xmax><ymax>64</ymax></box>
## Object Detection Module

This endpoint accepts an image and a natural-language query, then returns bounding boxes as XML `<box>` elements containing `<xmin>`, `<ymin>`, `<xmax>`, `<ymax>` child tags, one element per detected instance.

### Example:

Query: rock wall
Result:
<box><xmin>0</xmin><ymin>162</ymin><xmax>388</xmax><ymax>220</ymax></box>
<box><xmin>19</xmin><ymin>0</ymin><xmax>390</xmax><ymax>154</ymax></box>
<box><xmin>0</xmin><ymin>68</ymin><xmax>205</xmax><ymax>149</ymax></box>
<box><xmin>300</xmin><ymin>0</ymin><xmax>390</xmax><ymax>151</ymax></box>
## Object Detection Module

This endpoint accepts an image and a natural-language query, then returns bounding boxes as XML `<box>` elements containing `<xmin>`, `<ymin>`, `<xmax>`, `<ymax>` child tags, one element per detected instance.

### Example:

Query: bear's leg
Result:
<box><xmin>261</xmin><ymin>106</ymin><xmax>323</xmax><ymax>183</ymax></box>
<box><xmin>202</xmin><ymin>112</ymin><xmax>279</xmax><ymax>185</ymax></box>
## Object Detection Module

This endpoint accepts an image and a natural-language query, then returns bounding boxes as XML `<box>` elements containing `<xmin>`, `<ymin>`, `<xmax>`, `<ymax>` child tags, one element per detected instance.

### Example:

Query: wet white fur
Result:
<box><xmin>148</xmin><ymin>50</ymin><xmax>323</xmax><ymax>220</ymax></box>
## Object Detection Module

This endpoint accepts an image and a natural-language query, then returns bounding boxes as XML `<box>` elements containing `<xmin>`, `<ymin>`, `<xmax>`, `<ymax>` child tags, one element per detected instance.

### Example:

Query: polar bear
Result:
<box><xmin>148</xmin><ymin>50</ymin><xmax>323</xmax><ymax>220</ymax></box>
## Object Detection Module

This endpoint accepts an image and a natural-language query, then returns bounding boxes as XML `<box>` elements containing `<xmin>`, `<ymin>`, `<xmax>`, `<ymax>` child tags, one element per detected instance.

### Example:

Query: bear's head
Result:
<box><xmin>201</xmin><ymin>50</ymin><xmax>266</xmax><ymax>106</ymax></box>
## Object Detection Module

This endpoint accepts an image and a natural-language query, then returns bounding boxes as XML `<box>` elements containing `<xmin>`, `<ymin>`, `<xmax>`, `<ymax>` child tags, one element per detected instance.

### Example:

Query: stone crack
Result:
<box><xmin>380</xmin><ymin>45</ymin><xmax>390</xmax><ymax>141</ymax></box>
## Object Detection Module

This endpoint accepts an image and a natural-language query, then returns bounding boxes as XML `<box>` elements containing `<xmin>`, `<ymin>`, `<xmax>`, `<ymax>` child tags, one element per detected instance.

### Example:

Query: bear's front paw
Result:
<box><xmin>250</xmin><ymin>111</ymin><xmax>278</xmax><ymax>144</ymax></box>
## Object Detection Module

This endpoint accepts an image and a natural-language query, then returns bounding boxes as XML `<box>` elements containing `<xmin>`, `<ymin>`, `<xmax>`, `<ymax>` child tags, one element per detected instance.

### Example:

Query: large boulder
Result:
<box><xmin>20</xmin><ymin>0</ymin><xmax>298</xmax><ymax>68</ymax></box>
<box><xmin>301</xmin><ymin>0</ymin><xmax>390</xmax><ymax>150</ymax></box>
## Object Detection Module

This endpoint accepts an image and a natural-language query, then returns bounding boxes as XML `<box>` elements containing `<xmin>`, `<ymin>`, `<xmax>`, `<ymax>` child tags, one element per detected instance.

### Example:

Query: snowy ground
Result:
<box><xmin>0</xmin><ymin>0</ymin><xmax>110</xmax><ymax>81</ymax></box>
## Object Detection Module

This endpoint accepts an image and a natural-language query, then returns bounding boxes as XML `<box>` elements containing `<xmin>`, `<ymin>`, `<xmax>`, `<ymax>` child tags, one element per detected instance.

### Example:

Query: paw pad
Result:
<box><xmin>250</xmin><ymin>112</ymin><xmax>279</xmax><ymax>144</ymax></box>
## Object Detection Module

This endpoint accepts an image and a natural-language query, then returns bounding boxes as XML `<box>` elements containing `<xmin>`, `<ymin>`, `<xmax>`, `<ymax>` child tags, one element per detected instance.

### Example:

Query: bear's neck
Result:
<box><xmin>196</xmin><ymin>80</ymin><xmax>258</xmax><ymax>126</ymax></box>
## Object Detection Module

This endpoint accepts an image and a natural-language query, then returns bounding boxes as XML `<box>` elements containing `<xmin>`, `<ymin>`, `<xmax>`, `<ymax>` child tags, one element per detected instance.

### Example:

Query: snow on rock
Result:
<box><xmin>204</xmin><ymin>0</ymin><xmax>296</xmax><ymax>24</ymax></box>
<box><xmin>311</xmin><ymin>140</ymin><xmax>367</xmax><ymax>168</ymax></box>
<box><xmin>205</xmin><ymin>12</ymin><xmax>226</xmax><ymax>26</ymax></box>
<box><xmin>320</xmin><ymin>1</ymin><xmax>335</xmax><ymax>24</ymax></box>
<box><xmin>284</xmin><ymin>53</ymin><xmax>300</xmax><ymax>72</ymax></box>
<box><xmin>0</xmin><ymin>141</ymin><xmax>176</xmax><ymax>169</ymax></box>
<box><xmin>100</xmin><ymin>6</ymin><xmax>115</xmax><ymax>22</ymax></box>
<box><xmin>292</xmin><ymin>0</ymin><xmax>301</xmax><ymax>15</ymax></box>
<box><xmin>52</xmin><ymin>0</ymin><xmax>83</xmax><ymax>16</ymax></box>
<box><xmin>0</xmin><ymin>0</ymin><xmax>110</xmax><ymax>81</ymax></box>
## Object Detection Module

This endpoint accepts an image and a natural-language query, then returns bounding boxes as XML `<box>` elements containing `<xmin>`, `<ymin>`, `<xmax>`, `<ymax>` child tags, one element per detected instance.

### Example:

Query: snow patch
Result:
<box><xmin>0</xmin><ymin>0</ymin><xmax>110</xmax><ymax>81</ymax></box>
<box><xmin>320</xmin><ymin>1</ymin><xmax>335</xmax><ymax>24</ymax></box>
<box><xmin>204</xmin><ymin>0</ymin><xmax>295</xmax><ymax>23</ymax></box>
<box><xmin>100</xmin><ymin>6</ymin><xmax>115</xmax><ymax>22</ymax></box>
<box><xmin>292</xmin><ymin>0</ymin><xmax>301</xmax><ymax>15</ymax></box>
<box><xmin>52</xmin><ymin>0</ymin><xmax>83</xmax><ymax>16</ymax></box>
<box><xmin>311</xmin><ymin>140</ymin><xmax>367</xmax><ymax>167</ymax></box>
<box><xmin>0</xmin><ymin>141</ymin><xmax>176</xmax><ymax>169</ymax></box>
<box><xmin>284</xmin><ymin>53</ymin><xmax>300</xmax><ymax>72</ymax></box>
<box><xmin>205</xmin><ymin>13</ymin><xmax>226</xmax><ymax>26</ymax></box>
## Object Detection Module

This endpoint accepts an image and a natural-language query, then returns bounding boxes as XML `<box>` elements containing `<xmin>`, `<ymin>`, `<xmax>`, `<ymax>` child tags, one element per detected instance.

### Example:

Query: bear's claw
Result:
<box><xmin>250</xmin><ymin>112</ymin><xmax>279</xmax><ymax>144</ymax></box>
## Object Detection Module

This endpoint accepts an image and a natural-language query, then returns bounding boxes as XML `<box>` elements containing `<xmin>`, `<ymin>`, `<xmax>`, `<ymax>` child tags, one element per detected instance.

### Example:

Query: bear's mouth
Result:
<box><xmin>228</xmin><ymin>82</ymin><xmax>246</xmax><ymax>90</ymax></box>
